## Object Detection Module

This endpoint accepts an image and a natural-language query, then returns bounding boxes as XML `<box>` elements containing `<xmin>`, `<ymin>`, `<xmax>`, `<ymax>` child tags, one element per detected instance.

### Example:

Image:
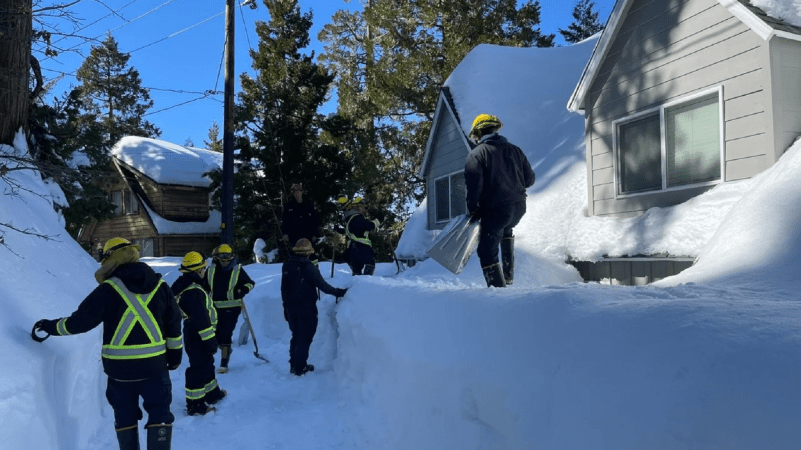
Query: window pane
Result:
<box><xmin>619</xmin><ymin>114</ymin><xmax>662</xmax><ymax>193</ymax></box>
<box><xmin>135</xmin><ymin>239</ymin><xmax>154</xmax><ymax>257</ymax></box>
<box><xmin>450</xmin><ymin>173</ymin><xmax>466</xmax><ymax>216</ymax></box>
<box><xmin>435</xmin><ymin>178</ymin><xmax>450</xmax><ymax>222</ymax></box>
<box><xmin>666</xmin><ymin>94</ymin><xmax>721</xmax><ymax>187</ymax></box>
<box><xmin>110</xmin><ymin>191</ymin><xmax>122</xmax><ymax>215</ymax></box>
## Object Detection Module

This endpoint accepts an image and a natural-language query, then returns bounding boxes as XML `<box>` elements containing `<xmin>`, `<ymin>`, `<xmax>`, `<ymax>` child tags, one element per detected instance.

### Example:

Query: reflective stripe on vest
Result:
<box><xmin>209</xmin><ymin>264</ymin><xmax>243</xmax><ymax>308</ymax></box>
<box><xmin>102</xmin><ymin>277</ymin><xmax>166</xmax><ymax>360</ymax></box>
<box><xmin>56</xmin><ymin>318</ymin><xmax>71</xmax><ymax>336</ymax></box>
<box><xmin>346</xmin><ymin>214</ymin><xmax>372</xmax><ymax>247</ymax></box>
<box><xmin>177</xmin><ymin>283</ymin><xmax>218</xmax><ymax>341</ymax></box>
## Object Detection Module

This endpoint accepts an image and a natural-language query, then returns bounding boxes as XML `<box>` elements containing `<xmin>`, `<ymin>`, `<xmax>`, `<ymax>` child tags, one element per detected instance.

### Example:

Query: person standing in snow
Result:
<box><xmin>205</xmin><ymin>244</ymin><xmax>255</xmax><ymax>373</ymax></box>
<box><xmin>171</xmin><ymin>251</ymin><xmax>227</xmax><ymax>416</ymax></box>
<box><xmin>281</xmin><ymin>182</ymin><xmax>322</xmax><ymax>262</ymax></box>
<box><xmin>33</xmin><ymin>237</ymin><xmax>182</xmax><ymax>450</ymax></box>
<box><xmin>337</xmin><ymin>196</ymin><xmax>380</xmax><ymax>275</ymax></box>
<box><xmin>281</xmin><ymin>238</ymin><xmax>348</xmax><ymax>376</ymax></box>
<box><xmin>464</xmin><ymin>114</ymin><xmax>536</xmax><ymax>288</ymax></box>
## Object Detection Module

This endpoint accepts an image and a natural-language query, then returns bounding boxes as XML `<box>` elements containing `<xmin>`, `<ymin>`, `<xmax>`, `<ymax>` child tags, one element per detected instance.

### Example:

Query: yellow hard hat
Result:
<box><xmin>469</xmin><ymin>114</ymin><xmax>502</xmax><ymax>140</ymax></box>
<box><xmin>212</xmin><ymin>244</ymin><xmax>234</xmax><ymax>261</ymax></box>
<box><xmin>180</xmin><ymin>251</ymin><xmax>206</xmax><ymax>273</ymax></box>
<box><xmin>101</xmin><ymin>237</ymin><xmax>141</xmax><ymax>262</ymax></box>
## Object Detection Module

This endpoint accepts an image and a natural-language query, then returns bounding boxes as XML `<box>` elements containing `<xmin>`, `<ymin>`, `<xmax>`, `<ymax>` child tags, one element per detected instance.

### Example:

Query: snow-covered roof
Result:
<box><xmin>567</xmin><ymin>0</ymin><xmax>801</xmax><ymax>113</ymax></box>
<box><xmin>140</xmin><ymin>199</ymin><xmax>221</xmax><ymax>235</ymax></box>
<box><xmin>111</xmin><ymin>136</ymin><xmax>222</xmax><ymax>188</ymax></box>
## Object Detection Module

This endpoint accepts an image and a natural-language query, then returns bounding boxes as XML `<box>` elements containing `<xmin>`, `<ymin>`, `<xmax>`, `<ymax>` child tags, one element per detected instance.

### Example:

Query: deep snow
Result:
<box><xmin>4</xmin><ymin>4</ymin><xmax>801</xmax><ymax>447</ymax></box>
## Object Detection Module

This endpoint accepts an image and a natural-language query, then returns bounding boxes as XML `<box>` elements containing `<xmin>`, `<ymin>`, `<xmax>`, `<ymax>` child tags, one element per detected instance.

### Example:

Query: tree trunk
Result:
<box><xmin>0</xmin><ymin>0</ymin><xmax>32</xmax><ymax>145</ymax></box>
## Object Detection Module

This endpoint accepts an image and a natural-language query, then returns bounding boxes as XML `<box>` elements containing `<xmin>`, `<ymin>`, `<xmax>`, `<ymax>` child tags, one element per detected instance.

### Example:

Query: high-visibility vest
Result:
<box><xmin>345</xmin><ymin>214</ymin><xmax>378</xmax><ymax>247</ymax></box>
<box><xmin>101</xmin><ymin>277</ymin><xmax>168</xmax><ymax>360</ymax></box>
<box><xmin>208</xmin><ymin>264</ymin><xmax>242</xmax><ymax>309</ymax></box>
<box><xmin>176</xmin><ymin>283</ymin><xmax>217</xmax><ymax>342</ymax></box>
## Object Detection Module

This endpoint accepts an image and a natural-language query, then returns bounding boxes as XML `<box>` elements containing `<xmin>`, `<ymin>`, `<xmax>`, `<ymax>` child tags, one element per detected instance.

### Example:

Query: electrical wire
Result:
<box><xmin>128</xmin><ymin>10</ymin><xmax>224</xmax><ymax>53</ymax></box>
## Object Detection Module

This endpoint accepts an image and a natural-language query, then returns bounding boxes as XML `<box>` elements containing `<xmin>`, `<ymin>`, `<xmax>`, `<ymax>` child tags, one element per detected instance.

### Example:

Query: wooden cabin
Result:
<box><xmin>78</xmin><ymin>137</ymin><xmax>222</xmax><ymax>259</ymax></box>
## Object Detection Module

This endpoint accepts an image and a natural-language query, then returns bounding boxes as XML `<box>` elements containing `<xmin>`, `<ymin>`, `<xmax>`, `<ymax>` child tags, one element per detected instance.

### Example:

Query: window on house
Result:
<box><xmin>132</xmin><ymin>239</ymin><xmax>154</xmax><ymax>257</ymax></box>
<box><xmin>435</xmin><ymin>172</ymin><xmax>467</xmax><ymax>222</ymax></box>
<box><xmin>110</xmin><ymin>191</ymin><xmax>122</xmax><ymax>215</ymax></box>
<box><xmin>616</xmin><ymin>89</ymin><xmax>723</xmax><ymax>196</ymax></box>
<box><xmin>124</xmin><ymin>190</ymin><xmax>139</xmax><ymax>215</ymax></box>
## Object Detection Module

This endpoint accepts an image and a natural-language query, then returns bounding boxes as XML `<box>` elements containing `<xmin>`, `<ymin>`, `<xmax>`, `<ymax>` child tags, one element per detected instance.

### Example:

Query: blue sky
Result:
<box><xmin>38</xmin><ymin>0</ymin><xmax>615</xmax><ymax>148</ymax></box>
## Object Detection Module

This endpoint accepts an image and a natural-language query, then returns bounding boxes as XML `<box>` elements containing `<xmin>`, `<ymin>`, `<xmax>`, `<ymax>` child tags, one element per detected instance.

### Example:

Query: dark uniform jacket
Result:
<box><xmin>464</xmin><ymin>134</ymin><xmax>536</xmax><ymax>213</ymax></box>
<box><xmin>206</xmin><ymin>260</ymin><xmax>255</xmax><ymax>309</ymax></box>
<box><xmin>50</xmin><ymin>262</ymin><xmax>183</xmax><ymax>381</ymax></box>
<box><xmin>281</xmin><ymin>255</ymin><xmax>347</xmax><ymax>311</ymax></box>
<box><xmin>171</xmin><ymin>272</ymin><xmax>218</xmax><ymax>353</ymax></box>
<box><xmin>344</xmin><ymin>211</ymin><xmax>378</xmax><ymax>248</ymax></box>
<box><xmin>281</xmin><ymin>198</ymin><xmax>321</xmax><ymax>246</ymax></box>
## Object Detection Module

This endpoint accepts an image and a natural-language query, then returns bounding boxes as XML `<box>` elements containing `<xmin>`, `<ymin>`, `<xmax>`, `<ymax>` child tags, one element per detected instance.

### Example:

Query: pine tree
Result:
<box><xmin>204</xmin><ymin>121</ymin><xmax>223</xmax><ymax>152</ymax></box>
<box><xmin>559</xmin><ymin>0</ymin><xmax>604</xmax><ymax>44</ymax></box>
<box><xmin>75</xmin><ymin>34</ymin><xmax>160</xmax><ymax>145</ymax></box>
<box><xmin>231</xmin><ymin>0</ymin><xmax>351</xmax><ymax>257</ymax></box>
<box><xmin>318</xmin><ymin>0</ymin><xmax>554</xmax><ymax>220</ymax></box>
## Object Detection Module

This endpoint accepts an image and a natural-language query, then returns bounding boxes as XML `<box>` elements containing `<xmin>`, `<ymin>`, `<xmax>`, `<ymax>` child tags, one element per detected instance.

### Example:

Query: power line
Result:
<box><xmin>128</xmin><ymin>10</ymin><xmax>224</xmax><ymax>53</ymax></box>
<box><xmin>145</xmin><ymin>93</ymin><xmax>222</xmax><ymax>117</ymax></box>
<box><xmin>40</xmin><ymin>67</ymin><xmax>221</xmax><ymax>96</ymax></box>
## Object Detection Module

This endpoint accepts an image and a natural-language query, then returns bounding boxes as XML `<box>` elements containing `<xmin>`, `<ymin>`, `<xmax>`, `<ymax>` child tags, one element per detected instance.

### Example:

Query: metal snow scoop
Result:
<box><xmin>425</xmin><ymin>213</ymin><xmax>480</xmax><ymax>275</ymax></box>
<box><xmin>239</xmin><ymin>298</ymin><xmax>269</xmax><ymax>362</ymax></box>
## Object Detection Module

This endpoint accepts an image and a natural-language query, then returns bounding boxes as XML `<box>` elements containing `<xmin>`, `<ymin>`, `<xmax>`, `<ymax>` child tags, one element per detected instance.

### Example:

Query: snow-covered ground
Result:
<box><xmin>4</xmin><ymin>3</ymin><xmax>801</xmax><ymax>446</ymax></box>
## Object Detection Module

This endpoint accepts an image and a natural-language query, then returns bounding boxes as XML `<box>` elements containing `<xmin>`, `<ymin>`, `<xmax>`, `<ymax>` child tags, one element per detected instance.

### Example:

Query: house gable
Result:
<box><xmin>572</xmin><ymin>0</ymin><xmax>801</xmax><ymax>218</ymax></box>
<box><xmin>420</xmin><ymin>89</ymin><xmax>472</xmax><ymax>230</ymax></box>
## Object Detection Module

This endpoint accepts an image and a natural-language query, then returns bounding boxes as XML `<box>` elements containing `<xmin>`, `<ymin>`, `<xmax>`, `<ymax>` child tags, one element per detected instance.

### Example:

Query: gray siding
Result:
<box><xmin>586</xmin><ymin>0</ymin><xmax>769</xmax><ymax>217</ymax></box>
<box><xmin>426</xmin><ymin>110</ymin><xmax>470</xmax><ymax>230</ymax></box>
<box><xmin>770</xmin><ymin>37</ymin><xmax>801</xmax><ymax>163</ymax></box>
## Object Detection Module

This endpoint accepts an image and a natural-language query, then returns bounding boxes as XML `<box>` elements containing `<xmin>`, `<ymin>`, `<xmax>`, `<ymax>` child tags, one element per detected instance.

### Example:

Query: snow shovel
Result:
<box><xmin>425</xmin><ymin>213</ymin><xmax>481</xmax><ymax>275</ymax></box>
<box><xmin>237</xmin><ymin>320</ymin><xmax>250</xmax><ymax>346</ymax></box>
<box><xmin>239</xmin><ymin>298</ymin><xmax>269</xmax><ymax>362</ymax></box>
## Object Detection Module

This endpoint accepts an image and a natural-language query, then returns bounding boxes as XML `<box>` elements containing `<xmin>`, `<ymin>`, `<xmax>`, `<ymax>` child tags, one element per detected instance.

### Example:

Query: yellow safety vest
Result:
<box><xmin>177</xmin><ymin>283</ymin><xmax>217</xmax><ymax>342</ymax></box>
<box><xmin>208</xmin><ymin>264</ymin><xmax>243</xmax><ymax>309</ymax></box>
<box><xmin>101</xmin><ymin>277</ymin><xmax>168</xmax><ymax>360</ymax></box>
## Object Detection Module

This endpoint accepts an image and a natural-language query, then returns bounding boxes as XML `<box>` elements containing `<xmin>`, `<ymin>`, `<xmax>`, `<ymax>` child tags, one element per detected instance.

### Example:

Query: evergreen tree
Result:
<box><xmin>184</xmin><ymin>137</ymin><xmax>194</xmax><ymax>147</ymax></box>
<box><xmin>229</xmin><ymin>0</ymin><xmax>351</xmax><ymax>258</ymax></box>
<box><xmin>318</xmin><ymin>0</ymin><xmax>554</xmax><ymax>220</ymax></box>
<box><xmin>75</xmin><ymin>34</ymin><xmax>160</xmax><ymax>145</ymax></box>
<box><xmin>559</xmin><ymin>0</ymin><xmax>604</xmax><ymax>44</ymax></box>
<box><xmin>204</xmin><ymin>121</ymin><xmax>223</xmax><ymax>152</ymax></box>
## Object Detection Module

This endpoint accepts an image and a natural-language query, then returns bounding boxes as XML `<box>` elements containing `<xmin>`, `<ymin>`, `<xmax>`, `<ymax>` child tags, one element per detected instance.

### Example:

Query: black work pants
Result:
<box><xmin>346</xmin><ymin>242</ymin><xmax>375</xmax><ymax>275</ymax></box>
<box><xmin>476</xmin><ymin>201</ymin><xmax>526</xmax><ymax>268</ymax></box>
<box><xmin>106</xmin><ymin>372</ymin><xmax>174</xmax><ymax>428</ymax></box>
<box><xmin>284</xmin><ymin>307</ymin><xmax>318</xmax><ymax>372</ymax></box>
<box><xmin>215</xmin><ymin>306</ymin><xmax>241</xmax><ymax>346</ymax></box>
<box><xmin>184</xmin><ymin>331</ymin><xmax>217</xmax><ymax>404</ymax></box>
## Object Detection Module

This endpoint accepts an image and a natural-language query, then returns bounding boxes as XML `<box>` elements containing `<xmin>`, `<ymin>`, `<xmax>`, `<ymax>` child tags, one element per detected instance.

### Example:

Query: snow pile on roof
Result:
<box><xmin>111</xmin><ymin>136</ymin><xmax>222</xmax><ymax>187</ymax></box>
<box><xmin>751</xmin><ymin>0</ymin><xmax>801</xmax><ymax>28</ymax></box>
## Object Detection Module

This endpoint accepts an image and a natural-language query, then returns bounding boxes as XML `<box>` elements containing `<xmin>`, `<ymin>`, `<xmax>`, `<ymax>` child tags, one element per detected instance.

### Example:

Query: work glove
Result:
<box><xmin>166</xmin><ymin>349</ymin><xmax>182</xmax><ymax>370</ymax></box>
<box><xmin>334</xmin><ymin>288</ymin><xmax>348</xmax><ymax>303</ymax></box>
<box><xmin>35</xmin><ymin>319</ymin><xmax>58</xmax><ymax>336</ymax></box>
<box><xmin>202</xmin><ymin>337</ymin><xmax>219</xmax><ymax>355</ymax></box>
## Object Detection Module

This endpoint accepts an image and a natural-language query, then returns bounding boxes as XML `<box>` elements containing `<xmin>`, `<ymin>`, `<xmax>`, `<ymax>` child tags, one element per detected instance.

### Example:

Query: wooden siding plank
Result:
<box><xmin>725</xmin><ymin>154</ymin><xmax>767</xmax><ymax>181</ymax></box>
<box><xmin>593</xmin><ymin>182</ymin><xmax>616</xmax><ymax>201</ymax></box>
<box><xmin>724</xmin><ymin>91</ymin><xmax>765</xmax><ymax>122</ymax></box>
<box><xmin>592</xmin><ymin>152</ymin><xmax>613</xmax><ymax>170</ymax></box>
<box><xmin>725</xmin><ymin>111</ymin><xmax>766</xmax><ymax>141</ymax></box>
<box><xmin>725</xmin><ymin>133</ymin><xmax>767</xmax><ymax>161</ymax></box>
<box><xmin>593</xmin><ymin>167</ymin><xmax>615</xmax><ymax>186</ymax></box>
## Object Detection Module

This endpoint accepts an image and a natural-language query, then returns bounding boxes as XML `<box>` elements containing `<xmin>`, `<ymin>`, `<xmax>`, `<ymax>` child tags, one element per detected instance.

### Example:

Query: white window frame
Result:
<box><xmin>110</xmin><ymin>191</ymin><xmax>122</xmax><ymax>215</ymax></box>
<box><xmin>124</xmin><ymin>190</ymin><xmax>139</xmax><ymax>215</ymax></box>
<box><xmin>433</xmin><ymin>170</ymin><xmax>466</xmax><ymax>224</ymax></box>
<box><xmin>613</xmin><ymin>86</ymin><xmax>726</xmax><ymax>198</ymax></box>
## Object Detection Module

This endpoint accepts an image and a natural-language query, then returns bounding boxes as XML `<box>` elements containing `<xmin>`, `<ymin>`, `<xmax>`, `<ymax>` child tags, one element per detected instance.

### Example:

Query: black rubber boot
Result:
<box><xmin>363</xmin><ymin>264</ymin><xmax>375</xmax><ymax>276</ymax></box>
<box><xmin>482</xmin><ymin>263</ymin><xmax>506</xmax><ymax>288</ymax></box>
<box><xmin>500</xmin><ymin>236</ymin><xmax>515</xmax><ymax>285</ymax></box>
<box><xmin>219</xmin><ymin>345</ymin><xmax>231</xmax><ymax>372</ymax></box>
<box><xmin>205</xmin><ymin>386</ymin><xmax>227</xmax><ymax>405</ymax></box>
<box><xmin>186</xmin><ymin>399</ymin><xmax>215</xmax><ymax>416</ymax></box>
<box><xmin>115</xmin><ymin>425</ymin><xmax>140</xmax><ymax>450</ymax></box>
<box><xmin>146</xmin><ymin>424</ymin><xmax>172</xmax><ymax>450</ymax></box>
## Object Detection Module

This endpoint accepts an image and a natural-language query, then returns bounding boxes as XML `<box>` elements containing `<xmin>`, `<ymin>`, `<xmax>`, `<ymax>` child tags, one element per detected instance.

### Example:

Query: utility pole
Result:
<box><xmin>220</xmin><ymin>0</ymin><xmax>236</xmax><ymax>245</ymax></box>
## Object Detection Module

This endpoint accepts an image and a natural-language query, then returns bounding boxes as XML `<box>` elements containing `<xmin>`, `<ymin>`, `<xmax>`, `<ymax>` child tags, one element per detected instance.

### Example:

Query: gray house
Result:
<box><xmin>567</xmin><ymin>0</ymin><xmax>801</xmax><ymax>218</ymax></box>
